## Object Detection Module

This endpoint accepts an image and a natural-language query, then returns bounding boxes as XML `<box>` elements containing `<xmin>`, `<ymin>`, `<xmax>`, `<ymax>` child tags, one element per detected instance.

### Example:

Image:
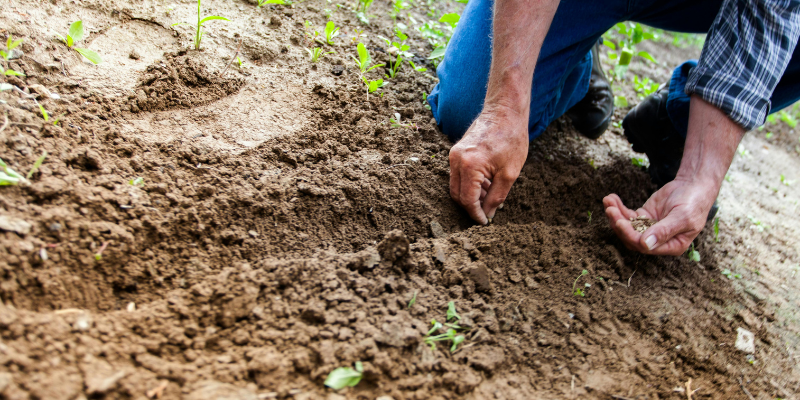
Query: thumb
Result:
<box><xmin>481</xmin><ymin>170</ymin><xmax>517</xmax><ymax>221</ymax></box>
<box><xmin>640</xmin><ymin>213</ymin><xmax>691</xmax><ymax>255</ymax></box>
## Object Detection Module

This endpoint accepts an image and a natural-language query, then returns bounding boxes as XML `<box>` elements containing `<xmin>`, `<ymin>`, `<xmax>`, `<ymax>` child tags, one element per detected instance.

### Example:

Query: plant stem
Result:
<box><xmin>196</xmin><ymin>0</ymin><xmax>202</xmax><ymax>49</ymax></box>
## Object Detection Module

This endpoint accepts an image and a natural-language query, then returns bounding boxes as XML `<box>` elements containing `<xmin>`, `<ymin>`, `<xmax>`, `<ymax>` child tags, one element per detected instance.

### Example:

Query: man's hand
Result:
<box><xmin>604</xmin><ymin>96</ymin><xmax>745</xmax><ymax>255</ymax></box>
<box><xmin>449</xmin><ymin>107</ymin><xmax>529</xmax><ymax>224</ymax></box>
<box><xmin>603</xmin><ymin>177</ymin><xmax>716</xmax><ymax>255</ymax></box>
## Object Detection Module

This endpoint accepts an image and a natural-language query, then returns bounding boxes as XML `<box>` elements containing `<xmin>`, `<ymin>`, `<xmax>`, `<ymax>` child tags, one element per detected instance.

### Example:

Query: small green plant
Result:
<box><xmin>355</xmin><ymin>0</ymin><xmax>374</xmax><ymax>23</ymax></box>
<box><xmin>572</xmin><ymin>269</ymin><xmax>588</xmax><ymax>296</ymax></box>
<box><xmin>446</xmin><ymin>301</ymin><xmax>461</xmax><ymax>321</ymax></box>
<box><xmin>172</xmin><ymin>0</ymin><xmax>229</xmax><ymax>50</ymax></box>
<box><xmin>324</xmin><ymin>362</ymin><xmax>363</xmax><ymax>390</ymax></box>
<box><xmin>324</xmin><ymin>21</ymin><xmax>341</xmax><ymax>45</ymax></box>
<box><xmin>306</xmin><ymin>47</ymin><xmax>334</xmax><ymax>63</ymax></box>
<box><xmin>721</xmin><ymin>268</ymin><xmax>742</xmax><ymax>279</ymax></box>
<box><xmin>633</xmin><ymin>75</ymin><xmax>659</xmax><ymax>99</ymax></box>
<box><xmin>603</xmin><ymin>22</ymin><xmax>657</xmax><ymax>78</ymax></box>
<box><xmin>0</xmin><ymin>158</ymin><xmax>25</xmax><ymax>186</ymax></box>
<box><xmin>747</xmin><ymin>215</ymin><xmax>768</xmax><ymax>232</ymax></box>
<box><xmin>425</xmin><ymin>327</ymin><xmax>465</xmax><ymax>352</ymax></box>
<box><xmin>587</xmin><ymin>210</ymin><xmax>593</xmax><ymax>223</ymax></box>
<box><xmin>1</xmin><ymin>35</ymin><xmax>25</xmax><ymax>77</ymax></box>
<box><xmin>381</xmin><ymin>29</ymin><xmax>412</xmax><ymax>79</ymax></box>
<box><xmin>390</xmin><ymin>113</ymin><xmax>418</xmax><ymax>130</ymax></box>
<box><xmin>94</xmin><ymin>241</ymin><xmax>110</xmax><ymax>261</ymax></box>
<box><xmin>129</xmin><ymin>177</ymin><xmax>145</xmax><ymax>186</ymax></box>
<box><xmin>27</xmin><ymin>152</ymin><xmax>47</xmax><ymax>179</ymax></box>
<box><xmin>407</xmin><ymin>60</ymin><xmax>427</xmax><ymax>73</ymax></box>
<box><xmin>779</xmin><ymin>109</ymin><xmax>798</xmax><ymax>128</ymax></box>
<box><xmin>765</xmin><ymin>131</ymin><xmax>774</xmax><ymax>139</ymax></box>
<box><xmin>352</xmin><ymin>43</ymin><xmax>384</xmax><ymax>97</ymax></box>
<box><xmin>390</xmin><ymin>0</ymin><xmax>411</xmax><ymax>20</ymax></box>
<box><xmin>780</xmin><ymin>174</ymin><xmax>792</xmax><ymax>186</ymax></box>
<box><xmin>686</xmin><ymin>243</ymin><xmax>700</xmax><ymax>262</ymax></box>
<box><xmin>631</xmin><ymin>156</ymin><xmax>648</xmax><ymax>167</ymax></box>
<box><xmin>57</xmin><ymin>21</ymin><xmax>102</xmax><ymax>64</ymax></box>
<box><xmin>713</xmin><ymin>217</ymin><xmax>720</xmax><ymax>242</ymax></box>
<box><xmin>257</xmin><ymin>0</ymin><xmax>285</xmax><ymax>5</ymax></box>
<box><xmin>408</xmin><ymin>290</ymin><xmax>417</xmax><ymax>309</ymax></box>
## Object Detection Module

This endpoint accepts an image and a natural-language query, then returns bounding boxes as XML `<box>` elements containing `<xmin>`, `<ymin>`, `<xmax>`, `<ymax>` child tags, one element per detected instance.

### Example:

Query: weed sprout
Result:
<box><xmin>352</xmin><ymin>43</ymin><xmax>384</xmax><ymax>98</ymax></box>
<box><xmin>572</xmin><ymin>269</ymin><xmax>588</xmax><ymax>297</ymax></box>
<box><xmin>324</xmin><ymin>21</ymin><xmax>341</xmax><ymax>45</ymax></box>
<box><xmin>1</xmin><ymin>35</ymin><xmax>26</xmax><ymax>77</ymax></box>
<box><xmin>324</xmin><ymin>362</ymin><xmax>363</xmax><ymax>390</ymax></box>
<box><xmin>172</xmin><ymin>0</ymin><xmax>229</xmax><ymax>50</ymax></box>
<box><xmin>57</xmin><ymin>21</ymin><xmax>102</xmax><ymax>64</ymax></box>
<box><xmin>686</xmin><ymin>243</ymin><xmax>700</xmax><ymax>262</ymax></box>
<box><xmin>306</xmin><ymin>47</ymin><xmax>334</xmax><ymax>63</ymax></box>
<box><xmin>603</xmin><ymin>22</ymin><xmax>657</xmax><ymax>78</ymax></box>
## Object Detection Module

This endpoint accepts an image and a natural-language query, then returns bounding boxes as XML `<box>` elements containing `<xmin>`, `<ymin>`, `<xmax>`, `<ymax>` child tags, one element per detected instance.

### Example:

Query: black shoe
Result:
<box><xmin>622</xmin><ymin>82</ymin><xmax>719</xmax><ymax>222</ymax></box>
<box><xmin>565</xmin><ymin>42</ymin><xmax>615</xmax><ymax>140</ymax></box>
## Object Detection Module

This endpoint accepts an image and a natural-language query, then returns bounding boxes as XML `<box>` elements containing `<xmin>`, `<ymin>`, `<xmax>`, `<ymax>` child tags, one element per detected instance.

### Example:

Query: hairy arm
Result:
<box><xmin>604</xmin><ymin>96</ymin><xmax>745</xmax><ymax>255</ymax></box>
<box><xmin>449</xmin><ymin>0</ymin><xmax>561</xmax><ymax>224</ymax></box>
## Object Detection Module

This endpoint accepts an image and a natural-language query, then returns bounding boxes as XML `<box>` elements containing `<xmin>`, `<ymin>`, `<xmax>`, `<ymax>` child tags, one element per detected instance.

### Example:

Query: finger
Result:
<box><xmin>640</xmin><ymin>212</ymin><xmax>696</xmax><ymax>255</ymax></box>
<box><xmin>602</xmin><ymin>194</ymin><xmax>639</xmax><ymax>220</ymax></box>
<box><xmin>449</xmin><ymin>157</ymin><xmax>461</xmax><ymax>204</ymax></box>
<box><xmin>460</xmin><ymin>169</ymin><xmax>488</xmax><ymax>225</ymax></box>
<box><xmin>480</xmin><ymin>188</ymin><xmax>487</xmax><ymax>202</ymax></box>
<box><xmin>481</xmin><ymin>169</ymin><xmax>517</xmax><ymax>219</ymax></box>
<box><xmin>481</xmin><ymin>178</ymin><xmax>491</xmax><ymax>191</ymax></box>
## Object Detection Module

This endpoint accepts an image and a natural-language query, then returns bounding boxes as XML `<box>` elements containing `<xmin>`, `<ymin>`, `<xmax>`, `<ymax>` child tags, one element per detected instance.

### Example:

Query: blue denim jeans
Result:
<box><xmin>428</xmin><ymin>0</ymin><xmax>800</xmax><ymax>142</ymax></box>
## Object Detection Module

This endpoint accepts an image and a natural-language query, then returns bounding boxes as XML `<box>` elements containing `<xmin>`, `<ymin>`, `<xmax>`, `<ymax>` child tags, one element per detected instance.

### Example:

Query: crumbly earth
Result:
<box><xmin>1</xmin><ymin>0</ymin><xmax>799</xmax><ymax>399</ymax></box>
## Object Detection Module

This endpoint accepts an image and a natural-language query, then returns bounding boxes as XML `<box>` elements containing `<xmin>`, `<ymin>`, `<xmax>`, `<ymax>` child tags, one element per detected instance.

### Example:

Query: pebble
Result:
<box><xmin>430</xmin><ymin>220</ymin><xmax>446</xmax><ymax>238</ymax></box>
<box><xmin>735</xmin><ymin>327</ymin><xmax>755</xmax><ymax>353</ymax></box>
<box><xmin>0</xmin><ymin>216</ymin><xmax>32</xmax><ymax>235</ymax></box>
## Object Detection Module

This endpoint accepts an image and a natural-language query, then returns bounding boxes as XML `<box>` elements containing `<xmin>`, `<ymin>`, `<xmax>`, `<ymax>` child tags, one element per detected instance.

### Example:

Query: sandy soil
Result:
<box><xmin>1</xmin><ymin>0</ymin><xmax>799</xmax><ymax>399</ymax></box>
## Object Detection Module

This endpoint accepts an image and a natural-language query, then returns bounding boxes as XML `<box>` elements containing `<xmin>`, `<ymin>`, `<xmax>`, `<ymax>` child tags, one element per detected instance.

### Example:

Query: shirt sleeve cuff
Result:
<box><xmin>684</xmin><ymin>66</ymin><xmax>772</xmax><ymax>131</ymax></box>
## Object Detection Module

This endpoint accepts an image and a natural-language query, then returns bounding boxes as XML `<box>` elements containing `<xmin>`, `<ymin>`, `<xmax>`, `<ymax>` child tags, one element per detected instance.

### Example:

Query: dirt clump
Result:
<box><xmin>130</xmin><ymin>52</ymin><xmax>244</xmax><ymax>112</ymax></box>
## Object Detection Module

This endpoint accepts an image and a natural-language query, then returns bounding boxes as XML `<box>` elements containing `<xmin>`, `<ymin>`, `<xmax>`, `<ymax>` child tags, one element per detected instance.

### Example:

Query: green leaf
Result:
<box><xmin>618</xmin><ymin>48</ymin><xmax>633</xmax><ymax>66</ymax></box>
<box><xmin>446</xmin><ymin>301</ymin><xmax>461</xmax><ymax>321</ymax></box>
<box><xmin>613</xmin><ymin>95</ymin><xmax>628</xmax><ymax>108</ymax></box>
<box><xmin>428</xmin><ymin>45</ymin><xmax>445</xmax><ymax>59</ymax></box>
<box><xmin>74</xmin><ymin>48</ymin><xmax>102</xmax><ymax>64</ymax></box>
<box><xmin>67</xmin><ymin>35</ymin><xmax>74</xmax><ymax>48</ymax></box>
<box><xmin>259</xmin><ymin>0</ymin><xmax>285</xmax><ymax>5</ymax></box>
<box><xmin>199</xmin><ymin>15</ymin><xmax>229</xmax><ymax>24</ymax></box>
<box><xmin>324</xmin><ymin>365</ymin><xmax>363</xmax><ymax>390</ymax></box>
<box><xmin>602</xmin><ymin>39</ymin><xmax>616</xmax><ymax>50</ymax></box>
<box><xmin>365</xmin><ymin>63</ymin><xmax>384</xmax><ymax>73</ymax></box>
<box><xmin>637</xmin><ymin>51</ymin><xmax>657</xmax><ymax>64</ymax></box>
<box><xmin>407</xmin><ymin>290</ymin><xmax>417</xmax><ymax>309</ymax></box>
<box><xmin>0</xmin><ymin>158</ymin><xmax>25</xmax><ymax>186</ymax></box>
<box><xmin>69</xmin><ymin>21</ymin><xmax>85</xmax><ymax>42</ymax></box>
<box><xmin>356</xmin><ymin>42</ymin><xmax>370</xmax><ymax>72</ymax></box>
<box><xmin>56</xmin><ymin>33</ymin><xmax>67</xmax><ymax>45</ymax></box>
<box><xmin>439</xmin><ymin>13</ymin><xmax>460</xmax><ymax>28</ymax></box>
<box><xmin>450</xmin><ymin>335</ymin><xmax>465</xmax><ymax>352</ymax></box>
<box><xmin>4</xmin><ymin>69</ymin><xmax>25</xmax><ymax>77</ymax></box>
<box><xmin>171</xmin><ymin>22</ymin><xmax>192</xmax><ymax>26</ymax></box>
<box><xmin>38</xmin><ymin>104</ymin><xmax>49</xmax><ymax>122</ymax></box>
<box><xmin>26</xmin><ymin>152</ymin><xmax>47</xmax><ymax>179</ymax></box>
<box><xmin>8</xmin><ymin>38</ymin><xmax>23</xmax><ymax>51</ymax></box>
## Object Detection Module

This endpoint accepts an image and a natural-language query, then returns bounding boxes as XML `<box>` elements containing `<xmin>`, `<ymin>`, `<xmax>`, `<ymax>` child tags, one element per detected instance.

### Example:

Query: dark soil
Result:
<box><xmin>0</xmin><ymin>0</ymin><xmax>798</xmax><ymax>399</ymax></box>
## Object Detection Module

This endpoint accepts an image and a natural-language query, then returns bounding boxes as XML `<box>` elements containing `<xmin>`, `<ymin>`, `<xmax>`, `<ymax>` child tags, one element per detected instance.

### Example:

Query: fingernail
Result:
<box><xmin>645</xmin><ymin>235</ymin><xmax>657</xmax><ymax>250</ymax></box>
<box><xmin>487</xmin><ymin>217</ymin><xmax>492</xmax><ymax>224</ymax></box>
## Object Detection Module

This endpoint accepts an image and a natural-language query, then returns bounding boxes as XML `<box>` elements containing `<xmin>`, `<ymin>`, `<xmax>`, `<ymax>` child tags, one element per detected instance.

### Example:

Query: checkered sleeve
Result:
<box><xmin>685</xmin><ymin>0</ymin><xmax>800</xmax><ymax>130</ymax></box>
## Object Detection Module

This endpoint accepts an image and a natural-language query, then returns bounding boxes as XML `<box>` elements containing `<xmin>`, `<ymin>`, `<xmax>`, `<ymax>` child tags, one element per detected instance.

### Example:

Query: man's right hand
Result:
<box><xmin>449</xmin><ymin>106</ymin><xmax>530</xmax><ymax>225</ymax></box>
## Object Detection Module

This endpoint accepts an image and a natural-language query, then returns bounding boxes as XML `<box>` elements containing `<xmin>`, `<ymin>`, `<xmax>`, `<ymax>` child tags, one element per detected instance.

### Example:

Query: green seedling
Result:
<box><xmin>765</xmin><ymin>131</ymin><xmax>774</xmax><ymax>139</ymax></box>
<box><xmin>746</xmin><ymin>215</ymin><xmax>768</xmax><ymax>232</ymax></box>
<box><xmin>613</xmin><ymin>95</ymin><xmax>628</xmax><ymax>108</ymax></box>
<box><xmin>686</xmin><ymin>243</ymin><xmax>700</xmax><ymax>262</ymax></box>
<box><xmin>737</xmin><ymin>144</ymin><xmax>750</xmax><ymax>157</ymax></box>
<box><xmin>350</xmin><ymin>29</ymin><xmax>365</xmax><ymax>45</ymax></box>
<box><xmin>408</xmin><ymin>290</ymin><xmax>417</xmax><ymax>308</ymax></box>
<box><xmin>603</xmin><ymin>22</ymin><xmax>656</xmax><ymax>78</ymax></box>
<box><xmin>26</xmin><ymin>152</ymin><xmax>47</xmax><ymax>179</ymax></box>
<box><xmin>631</xmin><ymin>156</ymin><xmax>648</xmax><ymax>167</ymax></box>
<box><xmin>94</xmin><ymin>241</ymin><xmax>110</xmax><ymax>261</ymax></box>
<box><xmin>425</xmin><ymin>328</ymin><xmax>465</xmax><ymax>352</ymax></box>
<box><xmin>721</xmin><ymin>268</ymin><xmax>741</xmax><ymax>280</ymax></box>
<box><xmin>779</xmin><ymin>109</ymin><xmax>798</xmax><ymax>128</ymax></box>
<box><xmin>1</xmin><ymin>35</ymin><xmax>25</xmax><ymax>77</ymax></box>
<box><xmin>172</xmin><ymin>0</ymin><xmax>229</xmax><ymax>50</ymax></box>
<box><xmin>407</xmin><ymin>60</ymin><xmax>427</xmax><ymax>73</ymax></box>
<box><xmin>390</xmin><ymin>0</ymin><xmax>411</xmax><ymax>20</ymax></box>
<box><xmin>257</xmin><ymin>0</ymin><xmax>285</xmax><ymax>5</ymax></box>
<box><xmin>439</xmin><ymin>13</ymin><xmax>460</xmax><ymax>29</ymax></box>
<box><xmin>57</xmin><ymin>21</ymin><xmax>102</xmax><ymax>64</ymax></box>
<box><xmin>446</xmin><ymin>301</ymin><xmax>461</xmax><ymax>321</ymax></box>
<box><xmin>587</xmin><ymin>211</ymin><xmax>592</xmax><ymax>223</ymax></box>
<box><xmin>390</xmin><ymin>113</ymin><xmax>418</xmax><ymax>130</ymax></box>
<box><xmin>572</xmin><ymin>269</ymin><xmax>588</xmax><ymax>297</ymax></box>
<box><xmin>633</xmin><ymin>75</ymin><xmax>659</xmax><ymax>99</ymax></box>
<box><xmin>37</xmin><ymin>103</ymin><xmax>49</xmax><ymax>122</ymax></box>
<box><xmin>713</xmin><ymin>217</ymin><xmax>720</xmax><ymax>242</ymax></box>
<box><xmin>324</xmin><ymin>21</ymin><xmax>341</xmax><ymax>45</ymax></box>
<box><xmin>129</xmin><ymin>177</ymin><xmax>145</xmax><ymax>186</ymax></box>
<box><xmin>0</xmin><ymin>158</ymin><xmax>25</xmax><ymax>186</ymax></box>
<box><xmin>304</xmin><ymin>20</ymin><xmax>322</xmax><ymax>47</ymax></box>
<box><xmin>380</xmin><ymin>29</ymin><xmax>412</xmax><ymax>79</ymax></box>
<box><xmin>352</xmin><ymin>43</ymin><xmax>384</xmax><ymax>97</ymax></box>
<box><xmin>724</xmin><ymin>174</ymin><xmax>733</xmax><ymax>182</ymax></box>
<box><xmin>324</xmin><ymin>362</ymin><xmax>363</xmax><ymax>390</ymax></box>
<box><xmin>780</xmin><ymin>174</ymin><xmax>792</xmax><ymax>186</ymax></box>
<box><xmin>306</xmin><ymin>47</ymin><xmax>334</xmax><ymax>63</ymax></box>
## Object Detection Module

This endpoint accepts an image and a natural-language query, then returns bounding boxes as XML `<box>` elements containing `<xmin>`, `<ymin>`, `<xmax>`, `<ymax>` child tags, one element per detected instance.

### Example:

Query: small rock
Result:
<box><xmin>126</xmin><ymin>302</ymin><xmax>135</xmax><ymax>312</ymax></box>
<box><xmin>269</xmin><ymin>15</ymin><xmax>282</xmax><ymax>26</ymax></box>
<box><xmin>86</xmin><ymin>370</ymin><xmax>128</xmax><ymax>395</ymax></box>
<box><xmin>430</xmin><ymin>220</ymin><xmax>446</xmax><ymax>238</ymax></box>
<box><xmin>129</xmin><ymin>50</ymin><xmax>141</xmax><ymax>60</ymax></box>
<box><xmin>466</xmin><ymin>262</ymin><xmax>492</xmax><ymax>292</ymax></box>
<box><xmin>432</xmin><ymin>242</ymin><xmax>446</xmax><ymax>264</ymax></box>
<box><xmin>185</xmin><ymin>381</ymin><xmax>258</xmax><ymax>400</ymax></box>
<box><xmin>377</xmin><ymin>230</ymin><xmax>409</xmax><ymax>262</ymax></box>
<box><xmin>735</xmin><ymin>327</ymin><xmax>755</xmax><ymax>353</ymax></box>
<box><xmin>248</xmin><ymin>230</ymin><xmax>259</xmax><ymax>238</ymax></box>
<box><xmin>331</xmin><ymin>65</ymin><xmax>344</xmax><ymax>76</ymax></box>
<box><xmin>49</xmin><ymin>222</ymin><xmax>62</xmax><ymax>231</ymax></box>
<box><xmin>0</xmin><ymin>215</ymin><xmax>32</xmax><ymax>235</ymax></box>
<box><xmin>28</xmin><ymin>84</ymin><xmax>53</xmax><ymax>99</ymax></box>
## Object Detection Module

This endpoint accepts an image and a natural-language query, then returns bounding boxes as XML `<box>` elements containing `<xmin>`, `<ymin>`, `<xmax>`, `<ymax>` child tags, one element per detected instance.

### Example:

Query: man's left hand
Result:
<box><xmin>603</xmin><ymin>177</ymin><xmax>717</xmax><ymax>256</ymax></box>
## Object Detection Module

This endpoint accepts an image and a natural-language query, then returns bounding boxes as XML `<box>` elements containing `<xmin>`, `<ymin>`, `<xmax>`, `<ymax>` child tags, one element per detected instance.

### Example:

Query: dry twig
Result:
<box><xmin>738</xmin><ymin>376</ymin><xmax>756</xmax><ymax>400</ymax></box>
<box><xmin>146</xmin><ymin>380</ymin><xmax>169</xmax><ymax>399</ymax></box>
<box><xmin>219</xmin><ymin>39</ymin><xmax>243</xmax><ymax>78</ymax></box>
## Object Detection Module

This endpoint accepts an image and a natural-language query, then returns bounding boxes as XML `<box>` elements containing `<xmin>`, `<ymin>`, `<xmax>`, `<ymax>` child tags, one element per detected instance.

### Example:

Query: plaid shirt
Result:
<box><xmin>685</xmin><ymin>0</ymin><xmax>800</xmax><ymax>130</ymax></box>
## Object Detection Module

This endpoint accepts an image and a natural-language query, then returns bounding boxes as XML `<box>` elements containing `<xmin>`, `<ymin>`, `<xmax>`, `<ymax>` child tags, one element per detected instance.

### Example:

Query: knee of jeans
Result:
<box><xmin>429</xmin><ymin>84</ymin><xmax>483</xmax><ymax>142</ymax></box>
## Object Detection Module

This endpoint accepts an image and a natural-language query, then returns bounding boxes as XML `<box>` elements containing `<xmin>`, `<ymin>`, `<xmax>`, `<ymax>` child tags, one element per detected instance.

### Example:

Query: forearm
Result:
<box><xmin>485</xmin><ymin>0</ymin><xmax>560</xmax><ymax>117</ymax></box>
<box><xmin>676</xmin><ymin>95</ymin><xmax>746</xmax><ymax>193</ymax></box>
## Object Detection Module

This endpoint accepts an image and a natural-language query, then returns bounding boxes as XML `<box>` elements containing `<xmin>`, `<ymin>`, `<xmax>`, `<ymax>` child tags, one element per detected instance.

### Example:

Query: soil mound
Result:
<box><xmin>131</xmin><ymin>52</ymin><xmax>244</xmax><ymax>112</ymax></box>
